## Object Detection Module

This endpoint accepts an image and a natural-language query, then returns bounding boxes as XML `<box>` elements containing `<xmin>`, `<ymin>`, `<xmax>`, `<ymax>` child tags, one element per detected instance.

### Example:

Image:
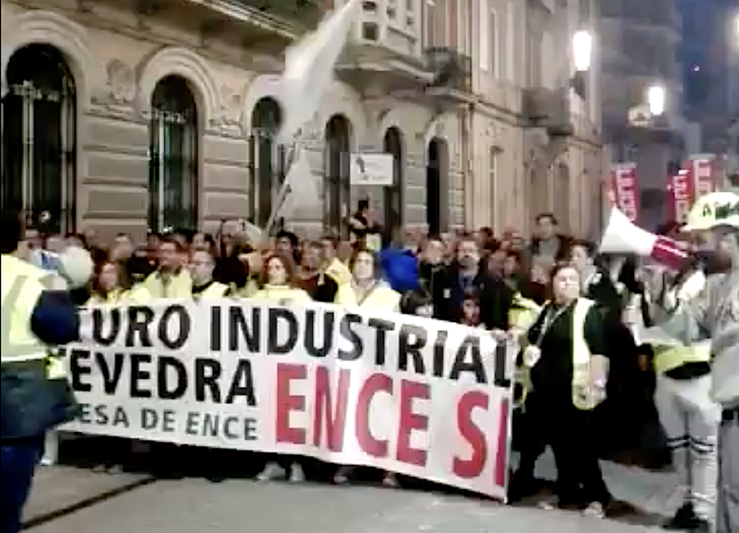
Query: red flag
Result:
<box><xmin>684</xmin><ymin>154</ymin><xmax>716</xmax><ymax>199</ymax></box>
<box><xmin>667</xmin><ymin>169</ymin><xmax>694</xmax><ymax>223</ymax></box>
<box><xmin>610</xmin><ymin>163</ymin><xmax>640</xmax><ymax>222</ymax></box>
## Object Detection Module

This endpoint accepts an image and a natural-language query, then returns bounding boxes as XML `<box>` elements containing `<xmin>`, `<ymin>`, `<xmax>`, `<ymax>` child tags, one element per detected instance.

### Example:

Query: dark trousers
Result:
<box><xmin>1</xmin><ymin>437</ymin><xmax>43</xmax><ymax>533</ymax></box>
<box><xmin>515</xmin><ymin>392</ymin><xmax>611</xmax><ymax>507</ymax></box>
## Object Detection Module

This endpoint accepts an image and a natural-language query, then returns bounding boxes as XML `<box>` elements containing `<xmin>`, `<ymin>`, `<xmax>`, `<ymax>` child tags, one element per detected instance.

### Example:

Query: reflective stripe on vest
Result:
<box><xmin>653</xmin><ymin>342</ymin><xmax>712</xmax><ymax>374</ymax></box>
<box><xmin>1</xmin><ymin>273</ymin><xmax>46</xmax><ymax>361</ymax></box>
<box><xmin>571</xmin><ymin>298</ymin><xmax>608</xmax><ymax>411</ymax></box>
<box><xmin>46</xmin><ymin>356</ymin><xmax>66</xmax><ymax>380</ymax></box>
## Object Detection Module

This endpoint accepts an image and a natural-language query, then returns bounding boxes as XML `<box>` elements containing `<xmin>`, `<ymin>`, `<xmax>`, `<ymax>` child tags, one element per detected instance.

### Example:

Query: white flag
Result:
<box><xmin>242</xmin><ymin>220</ymin><xmax>264</xmax><ymax>245</ymax></box>
<box><xmin>277</xmin><ymin>149</ymin><xmax>321</xmax><ymax>219</ymax></box>
<box><xmin>276</xmin><ymin>0</ymin><xmax>361</xmax><ymax>145</ymax></box>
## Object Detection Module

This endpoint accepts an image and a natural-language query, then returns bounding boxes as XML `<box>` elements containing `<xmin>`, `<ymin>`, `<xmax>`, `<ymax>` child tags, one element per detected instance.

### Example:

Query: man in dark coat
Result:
<box><xmin>432</xmin><ymin>235</ymin><xmax>514</xmax><ymax>330</ymax></box>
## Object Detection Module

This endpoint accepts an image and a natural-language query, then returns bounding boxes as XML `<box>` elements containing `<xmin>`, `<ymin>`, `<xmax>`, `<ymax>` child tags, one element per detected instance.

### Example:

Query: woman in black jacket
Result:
<box><xmin>510</xmin><ymin>263</ymin><xmax>612</xmax><ymax>517</ymax></box>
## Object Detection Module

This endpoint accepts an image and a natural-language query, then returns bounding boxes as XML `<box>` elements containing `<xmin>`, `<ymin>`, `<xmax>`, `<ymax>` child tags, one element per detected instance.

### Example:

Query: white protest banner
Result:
<box><xmin>63</xmin><ymin>300</ymin><xmax>515</xmax><ymax>500</ymax></box>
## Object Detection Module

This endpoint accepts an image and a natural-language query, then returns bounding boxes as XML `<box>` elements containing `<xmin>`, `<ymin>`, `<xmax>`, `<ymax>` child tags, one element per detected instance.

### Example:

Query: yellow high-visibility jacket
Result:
<box><xmin>509</xmin><ymin>293</ymin><xmax>542</xmax><ymax>332</ymax></box>
<box><xmin>1</xmin><ymin>254</ymin><xmax>50</xmax><ymax>364</ymax></box>
<box><xmin>252</xmin><ymin>285</ymin><xmax>312</xmax><ymax>304</ymax></box>
<box><xmin>334</xmin><ymin>282</ymin><xmax>401</xmax><ymax>311</ymax></box>
<box><xmin>137</xmin><ymin>269</ymin><xmax>192</xmax><ymax>299</ymax></box>
<box><xmin>325</xmin><ymin>258</ymin><xmax>352</xmax><ymax>287</ymax></box>
<box><xmin>87</xmin><ymin>289</ymin><xmax>129</xmax><ymax>305</ymax></box>
<box><xmin>193</xmin><ymin>281</ymin><xmax>230</xmax><ymax>300</ymax></box>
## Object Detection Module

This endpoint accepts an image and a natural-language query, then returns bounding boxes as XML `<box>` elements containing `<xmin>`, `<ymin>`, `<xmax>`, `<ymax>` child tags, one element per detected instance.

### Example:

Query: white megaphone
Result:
<box><xmin>57</xmin><ymin>246</ymin><xmax>94</xmax><ymax>289</ymax></box>
<box><xmin>599</xmin><ymin>207</ymin><xmax>689</xmax><ymax>270</ymax></box>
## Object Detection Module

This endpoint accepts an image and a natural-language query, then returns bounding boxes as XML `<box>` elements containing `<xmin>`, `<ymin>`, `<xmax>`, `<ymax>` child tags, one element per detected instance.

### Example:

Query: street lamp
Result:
<box><xmin>647</xmin><ymin>84</ymin><xmax>665</xmax><ymax>116</ymax></box>
<box><xmin>570</xmin><ymin>30</ymin><xmax>592</xmax><ymax>98</ymax></box>
<box><xmin>572</xmin><ymin>30</ymin><xmax>592</xmax><ymax>72</ymax></box>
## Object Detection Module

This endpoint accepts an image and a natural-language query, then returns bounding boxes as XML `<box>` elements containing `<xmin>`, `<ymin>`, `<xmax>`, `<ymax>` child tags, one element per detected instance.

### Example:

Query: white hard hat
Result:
<box><xmin>682</xmin><ymin>192</ymin><xmax>739</xmax><ymax>232</ymax></box>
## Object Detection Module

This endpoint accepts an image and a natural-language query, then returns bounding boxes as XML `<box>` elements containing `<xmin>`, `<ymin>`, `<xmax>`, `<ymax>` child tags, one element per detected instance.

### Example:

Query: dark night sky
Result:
<box><xmin>678</xmin><ymin>0</ymin><xmax>734</xmax><ymax>111</ymax></box>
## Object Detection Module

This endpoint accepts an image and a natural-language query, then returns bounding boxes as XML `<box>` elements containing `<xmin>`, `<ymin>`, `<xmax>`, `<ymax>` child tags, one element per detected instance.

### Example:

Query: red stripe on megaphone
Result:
<box><xmin>651</xmin><ymin>236</ymin><xmax>690</xmax><ymax>270</ymax></box>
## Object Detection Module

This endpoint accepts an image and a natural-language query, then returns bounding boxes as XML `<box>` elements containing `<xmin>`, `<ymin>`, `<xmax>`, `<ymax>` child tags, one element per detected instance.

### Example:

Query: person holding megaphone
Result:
<box><xmin>632</xmin><ymin>245</ymin><xmax>718</xmax><ymax>532</ymax></box>
<box><xmin>1</xmin><ymin>211</ymin><xmax>93</xmax><ymax>533</ymax></box>
<box><xmin>640</xmin><ymin>192</ymin><xmax>739</xmax><ymax>533</ymax></box>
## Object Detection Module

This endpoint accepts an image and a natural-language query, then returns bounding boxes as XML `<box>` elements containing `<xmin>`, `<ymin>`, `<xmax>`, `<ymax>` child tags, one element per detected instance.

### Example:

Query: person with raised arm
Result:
<box><xmin>1</xmin><ymin>210</ymin><xmax>92</xmax><ymax>533</ymax></box>
<box><xmin>647</xmin><ymin>192</ymin><xmax>739</xmax><ymax>533</ymax></box>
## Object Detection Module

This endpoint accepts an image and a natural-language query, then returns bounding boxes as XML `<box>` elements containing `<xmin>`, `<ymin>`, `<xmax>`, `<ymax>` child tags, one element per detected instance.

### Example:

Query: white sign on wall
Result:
<box><xmin>350</xmin><ymin>153</ymin><xmax>394</xmax><ymax>186</ymax></box>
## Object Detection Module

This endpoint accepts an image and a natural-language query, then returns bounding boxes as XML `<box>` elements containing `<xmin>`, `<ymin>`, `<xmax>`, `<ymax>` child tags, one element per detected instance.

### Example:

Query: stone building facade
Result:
<box><xmin>0</xmin><ymin>0</ymin><xmax>604</xmax><ymax>242</ymax></box>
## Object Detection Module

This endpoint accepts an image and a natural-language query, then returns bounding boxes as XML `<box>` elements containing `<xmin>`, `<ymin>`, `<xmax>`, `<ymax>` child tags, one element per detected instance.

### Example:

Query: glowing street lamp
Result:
<box><xmin>570</xmin><ymin>30</ymin><xmax>592</xmax><ymax>99</ymax></box>
<box><xmin>572</xmin><ymin>30</ymin><xmax>592</xmax><ymax>72</ymax></box>
<box><xmin>647</xmin><ymin>84</ymin><xmax>665</xmax><ymax>116</ymax></box>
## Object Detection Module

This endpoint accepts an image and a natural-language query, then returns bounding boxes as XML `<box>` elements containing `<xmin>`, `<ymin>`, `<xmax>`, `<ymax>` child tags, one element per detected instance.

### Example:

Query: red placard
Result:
<box><xmin>667</xmin><ymin>169</ymin><xmax>694</xmax><ymax>223</ymax></box>
<box><xmin>684</xmin><ymin>155</ymin><xmax>715</xmax><ymax>199</ymax></box>
<box><xmin>610</xmin><ymin>163</ymin><xmax>639</xmax><ymax>222</ymax></box>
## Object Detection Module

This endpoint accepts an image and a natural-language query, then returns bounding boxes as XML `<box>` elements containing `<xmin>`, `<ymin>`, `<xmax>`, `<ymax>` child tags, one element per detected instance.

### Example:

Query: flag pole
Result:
<box><xmin>264</xmin><ymin>137</ymin><xmax>302</xmax><ymax>235</ymax></box>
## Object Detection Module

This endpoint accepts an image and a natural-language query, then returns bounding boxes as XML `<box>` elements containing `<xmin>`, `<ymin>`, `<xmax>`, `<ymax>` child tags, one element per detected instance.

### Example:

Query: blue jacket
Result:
<box><xmin>31</xmin><ymin>290</ymin><xmax>81</xmax><ymax>345</ymax></box>
<box><xmin>379</xmin><ymin>247</ymin><xmax>419</xmax><ymax>293</ymax></box>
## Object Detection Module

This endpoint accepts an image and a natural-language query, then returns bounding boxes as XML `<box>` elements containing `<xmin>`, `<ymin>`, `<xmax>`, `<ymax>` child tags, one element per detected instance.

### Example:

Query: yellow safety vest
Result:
<box><xmin>1</xmin><ymin>255</ymin><xmax>57</xmax><ymax>375</ymax></box>
<box><xmin>509</xmin><ymin>293</ymin><xmax>541</xmax><ymax>332</ymax></box>
<box><xmin>229</xmin><ymin>278</ymin><xmax>260</xmax><ymax>299</ymax></box>
<box><xmin>138</xmin><ymin>269</ymin><xmax>192</xmax><ymax>299</ymax></box>
<box><xmin>570</xmin><ymin>298</ymin><xmax>609</xmax><ymax>411</ymax></box>
<box><xmin>88</xmin><ymin>287</ymin><xmax>155</xmax><ymax>305</ymax></box>
<box><xmin>127</xmin><ymin>285</ymin><xmax>152</xmax><ymax>302</ymax></box>
<box><xmin>193</xmin><ymin>281</ymin><xmax>229</xmax><ymax>300</ymax></box>
<box><xmin>87</xmin><ymin>288</ymin><xmax>128</xmax><ymax>305</ymax></box>
<box><xmin>334</xmin><ymin>283</ymin><xmax>401</xmax><ymax>310</ymax></box>
<box><xmin>252</xmin><ymin>285</ymin><xmax>313</xmax><ymax>304</ymax></box>
<box><xmin>325</xmin><ymin>258</ymin><xmax>352</xmax><ymax>286</ymax></box>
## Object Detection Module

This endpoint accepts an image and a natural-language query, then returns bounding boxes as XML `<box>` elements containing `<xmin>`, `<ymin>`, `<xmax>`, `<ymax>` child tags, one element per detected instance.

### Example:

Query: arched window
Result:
<box><xmin>324</xmin><ymin>115</ymin><xmax>351</xmax><ymax>237</ymax></box>
<box><xmin>383</xmin><ymin>127</ymin><xmax>404</xmax><ymax>235</ymax></box>
<box><xmin>248</xmin><ymin>97</ymin><xmax>284</xmax><ymax>228</ymax></box>
<box><xmin>426</xmin><ymin>137</ymin><xmax>448</xmax><ymax>235</ymax></box>
<box><xmin>2</xmin><ymin>44</ymin><xmax>77</xmax><ymax>233</ymax></box>
<box><xmin>148</xmin><ymin>76</ymin><xmax>198</xmax><ymax>232</ymax></box>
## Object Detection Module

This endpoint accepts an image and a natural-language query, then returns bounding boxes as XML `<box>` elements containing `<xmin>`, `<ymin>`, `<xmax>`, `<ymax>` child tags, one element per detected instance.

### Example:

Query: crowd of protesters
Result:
<box><xmin>22</xmin><ymin>205</ymin><xmax>687</xmax><ymax>521</ymax></box>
